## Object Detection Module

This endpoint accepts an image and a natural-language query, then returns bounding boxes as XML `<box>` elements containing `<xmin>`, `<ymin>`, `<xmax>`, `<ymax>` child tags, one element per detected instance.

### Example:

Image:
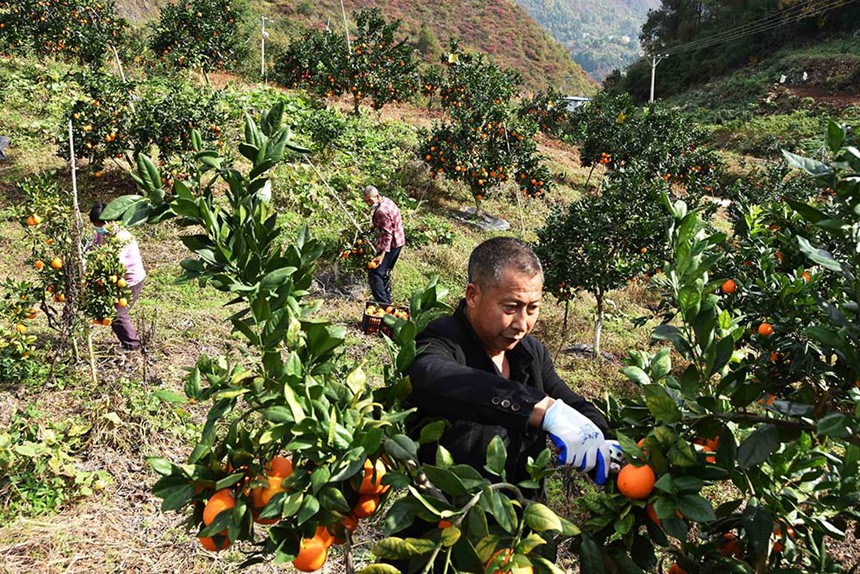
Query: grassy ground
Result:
<box><xmin>0</xmin><ymin>54</ymin><xmax>654</xmax><ymax>573</ymax></box>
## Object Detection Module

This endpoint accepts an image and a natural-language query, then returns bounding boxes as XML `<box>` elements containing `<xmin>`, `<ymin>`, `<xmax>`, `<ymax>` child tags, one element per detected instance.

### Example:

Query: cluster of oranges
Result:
<box><xmin>365</xmin><ymin>304</ymin><xmax>409</xmax><ymax>320</ymax></box>
<box><xmin>197</xmin><ymin>456</ymin><xmax>390</xmax><ymax>573</ymax></box>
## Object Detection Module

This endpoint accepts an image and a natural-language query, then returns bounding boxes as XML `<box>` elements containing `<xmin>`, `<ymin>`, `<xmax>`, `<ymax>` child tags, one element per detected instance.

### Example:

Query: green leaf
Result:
<box><xmin>797</xmin><ymin>236</ymin><xmax>842</xmax><ymax>272</ymax></box>
<box><xmin>786</xmin><ymin>199</ymin><xmax>827</xmax><ymax>224</ymax></box>
<box><xmin>817</xmin><ymin>413</ymin><xmax>854</xmax><ymax>438</ymax></box>
<box><xmin>422</xmin><ymin>466</ymin><xmax>468</xmax><ymax>497</ymax></box>
<box><xmin>147</xmin><ymin>457</ymin><xmax>175</xmax><ymax>477</ymax></box>
<box><xmin>418</xmin><ymin>420</ymin><xmax>447</xmax><ymax>444</ymax></box>
<box><xmin>372</xmin><ymin>537</ymin><xmax>436</xmax><ymax>559</ymax></box>
<box><xmin>579</xmin><ymin>533</ymin><xmax>606</xmax><ymax>574</ymax></box>
<box><xmin>651</xmin><ymin>349</ymin><xmax>671</xmax><ymax>380</ymax></box>
<box><xmin>260</xmin><ymin>267</ymin><xmax>297</xmax><ymax>291</ymax></box>
<box><xmin>782</xmin><ymin>150</ymin><xmax>833</xmax><ymax>181</ymax></box>
<box><xmin>737</xmin><ymin>424</ymin><xmax>780</xmax><ymax>469</ymax></box>
<box><xmin>356</xmin><ymin>565</ymin><xmax>402</xmax><ymax>574</ymax></box>
<box><xmin>440</xmin><ymin>525</ymin><xmax>461</xmax><ymax>547</ymax></box>
<box><xmin>676</xmin><ymin>494</ymin><xmax>716</xmax><ymax>522</ymax></box>
<box><xmin>484</xmin><ymin>488</ymin><xmax>518</xmax><ymax>534</ymax></box>
<box><xmin>152</xmin><ymin>390</ymin><xmax>188</xmax><ymax>404</ymax></box>
<box><xmin>296</xmin><ymin>494</ymin><xmax>319</xmax><ymax>525</ymax></box>
<box><xmin>710</xmin><ymin>336</ymin><xmax>734</xmax><ymax>376</ymax></box>
<box><xmin>385</xmin><ymin>435</ymin><xmax>418</xmax><ymax>463</ymax></box>
<box><xmin>485</xmin><ymin>435</ymin><xmax>506</xmax><ymax>478</ymax></box>
<box><xmin>523</xmin><ymin>503</ymin><xmax>562</xmax><ymax>532</ymax></box>
<box><xmin>643</xmin><ymin>385</ymin><xmax>681</xmax><ymax>423</ymax></box>
<box><xmin>621</xmin><ymin>366</ymin><xmax>650</xmax><ymax>386</ymax></box>
<box><xmin>826</xmin><ymin>120</ymin><xmax>845</xmax><ymax>152</ymax></box>
<box><xmin>101</xmin><ymin>195</ymin><xmax>144</xmax><ymax>222</ymax></box>
<box><xmin>651</xmin><ymin>325</ymin><xmax>694</xmax><ymax>360</ymax></box>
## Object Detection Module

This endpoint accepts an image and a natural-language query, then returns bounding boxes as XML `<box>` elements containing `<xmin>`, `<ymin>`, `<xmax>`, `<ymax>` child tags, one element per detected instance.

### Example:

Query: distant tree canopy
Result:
<box><xmin>610</xmin><ymin>0</ymin><xmax>860</xmax><ymax>101</ymax></box>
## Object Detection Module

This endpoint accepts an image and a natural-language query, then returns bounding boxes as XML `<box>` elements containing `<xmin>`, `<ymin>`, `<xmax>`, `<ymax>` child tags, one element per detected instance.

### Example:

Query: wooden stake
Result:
<box><xmin>68</xmin><ymin>120</ymin><xmax>97</xmax><ymax>385</ymax></box>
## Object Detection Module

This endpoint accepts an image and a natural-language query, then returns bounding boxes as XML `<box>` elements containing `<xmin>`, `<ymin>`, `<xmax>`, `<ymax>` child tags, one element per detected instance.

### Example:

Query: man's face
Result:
<box><xmin>363</xmin><ymin>194</ymin><xmax>377</xmax><ymax>207</ymax></box>
<box><xmin>465</xmin><ymin>268</ymin><xmax>543</xmax><ymax>355</ymax></box>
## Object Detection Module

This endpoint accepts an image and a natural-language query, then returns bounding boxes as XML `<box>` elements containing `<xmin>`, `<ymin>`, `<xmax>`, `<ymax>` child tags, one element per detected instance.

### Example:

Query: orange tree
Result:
<box><xmin>534</xmin><ymin>163</ymin><xmax>673</xmax><ymax>358</ymax></box>
<box><xmin>516</xmin><ymin>88</ymin><xmax>571</xmax><ymax>140</ymax></box>
<box><xmin>580</xmin><ymin>140</ymin><xmax>859</xmax><ymax>573</ymax></box>
<box><xmin>2</xmin><ymin>172</ymin><xmax>130</xmax><ymax>380</ymax></box>
<box><xmin>0</xmin><ymin>0</ymin><xmax>126</xmax><ymax>64</ymax></box>
<box><xmin>569</xmin><ymin>92</ymin><xmax>723</xmax><ymax>196</ymax></box>
<box><xmin>63</xmin><ymin>70</ymin><xmax>134</xmax><ymax>175</ymax></box>
<box><xmin>100</xmin><ymin>102</ymin><xmax>439</xmax><ymax>568</ymax></box>
<box><xmin>273</xmin><ymin>8</ymin><xmax>419</xmax><ymax>114</ymax></box>
<box><xmin>420</xmin><ymin>43</ymin><xmax>550</xmax><ymax>210</ymax></box>
<box><xmin>63</xmin><ymin>72</ymin><xmax>228</xmax><ymax>174</ymax></box>
<box><xmin>148</xmin><ymin>0</ymin><xmax>246</xmax><ymax>77</ymax></box>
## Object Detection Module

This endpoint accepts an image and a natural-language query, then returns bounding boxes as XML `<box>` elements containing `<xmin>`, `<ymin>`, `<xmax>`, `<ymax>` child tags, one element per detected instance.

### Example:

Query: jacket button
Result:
<box><xmin>491</xmin><ymin>396</ymin><xmax>501</xmax><ymax>405</ymax></box>
<box><xmin>501</xmin><ymin>399</ymin><xmax>511</xmax><ymax>408</ymax></box>
<box><xmin>511</xmin><ymin>403</ymin><xmax>521</xmax><ymax>412</ymax></box>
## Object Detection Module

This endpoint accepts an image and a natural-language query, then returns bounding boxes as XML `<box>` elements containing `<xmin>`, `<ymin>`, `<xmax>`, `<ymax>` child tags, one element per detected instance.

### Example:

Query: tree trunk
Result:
<box><xmin>594</xmin><ymin>293</ymin><xmax>604</xmax><ymax>360</ymax></box>
<box><xmin>584</xmin><ymin>163</ymin><xmax>596</xmax><ymax>189</ymax></box>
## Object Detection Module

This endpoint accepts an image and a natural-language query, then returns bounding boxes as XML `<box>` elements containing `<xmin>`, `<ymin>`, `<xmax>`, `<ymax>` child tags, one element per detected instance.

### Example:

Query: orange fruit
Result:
<box><xmin>16</xmin><ymin>323</ymin><xmax>26</xmax><ymax>334</ymax></box>
<box><xmin>101</xmin><ymin>317</ymin><xmax>111</xmax><ymax>326</ymax></box>
<box><xmin>51</xmin><ymin>257</ymin><xmax>63</xmax><ymax>269</ymax></box>
<box><xmin>721</xmin><ymin>279</ymin><xmax>736</xmax><ymax>294</ymax></box>
<box><xmin>34</xmin><ymin>260</ymin><xmax>45</xmax><ymax>270</ymax></box>
<box><xmin>718</xmin><ymin>532</ymin><xmax>742</xmax><ymax>558</ymax></box>
<box><xmin>54</xmin><ymin>293</ymin><xmax>65</xmax><ymax>303</ymax></box>
<box><xmin>199</xmin><ymin>531</ymin><xmax>230</xmax><ymax>551</ymax></box>
<box><xmin>203</xmin><ymin>489</ymin><xmax>235</xmax><ymax>526</ymax></box>
<box><xmin>617</xmin><ymin>463</ymin><xmax>656</xmax><ymax>500</ymax></box>
<box><xmin>292</xmin><ymin>535</ymin><xmax>328</xmax><ymax>572</ymax></box>
<box><xmin>438</xmin><ymin>519</ymin><xmax>453</xmax><ymax>529</ymax></box>
<box><xmin>758</xmin><ymin>322</ymin><xmax>774</xmax><ymax>337</ymax></box>
<box><xmin>25</xmin><ymin>309</ymin><xmax>38</xmax><ymax>319</ymax></box>
<box><xmin>341</xmin><ymin>513</ymin><xmax>358</xmax><ymax>532</ymax></box>
<box><xmin>357</xmin><ymin>459</ymin><xmax>388</xmax><ymax>494</ymax></box>
<box><xmin>118</xmin><ymin>297</ymin><xmax>128</xmax><ymax>307</ymax></box>
<box><xmin>772</xmin><ymin>540</ymin><xmax>784</xmax><ymax>553</ymax></box>
<box><xmin>352</xmin><ymin>494</ymin><xmax>379</xmax><ymax>518</ymax></box>
<box><xmin>801</xmin><ymin>271</ymin><xmax>811</xmax><ymax>283</ymax></box>
<box><xmin>668</xmin><ymin>565</ymin><xmax>687</xmax><ymax>574</ymax></box>
<box><xmin>251</xmin><ymin>475</ymin><xmax>288</xmax><ymax>524</ymax></box>
<box><xmin>315</xmin><ymin>525</ymin><xmax>335</xmax><ymax>548</ymax></box>
<box><xmin>367</xmin><ymin>260</ymin><xmax>378</xmax><ymax>269</ymax></box>
<box><xmin>117</xmin><ymin>278</ymin><xmax>127</xmax><ymax>288</ymax></box>
<box><xmin>646</xmin><ymin>504</ymin><xmax>660</xmax><ymax>526</ymax></box>
<box><xmin>268</xmin><ymin>455</ymin><xmax>293</xmax><ymax>478</ymax></box>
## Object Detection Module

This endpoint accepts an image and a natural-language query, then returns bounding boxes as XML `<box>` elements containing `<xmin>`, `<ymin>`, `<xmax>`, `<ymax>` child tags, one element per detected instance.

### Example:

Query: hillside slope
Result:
<box><xmin>112</xmin><ymin>0</ymin><xmax>596</xmax><ymax>95</ymax></box>
<box><xmin>515</xmin><ymin>0</ymin><xmax>658</xmax><ymax>82</ymax></box>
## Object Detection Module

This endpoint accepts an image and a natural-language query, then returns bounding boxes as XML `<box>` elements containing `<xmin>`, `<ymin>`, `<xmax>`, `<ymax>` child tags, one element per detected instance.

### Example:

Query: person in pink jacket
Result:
<box><xmin>89</xmin><ymin>202</ymin><xmax>147</xmax><ymax>351</ymax></box>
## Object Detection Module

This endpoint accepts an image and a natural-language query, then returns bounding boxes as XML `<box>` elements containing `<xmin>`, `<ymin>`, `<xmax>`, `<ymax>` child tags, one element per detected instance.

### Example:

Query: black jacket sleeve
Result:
<box><xmin>408</xmin><ymin>335</ymin><xmax>546</xmax><ymax>432</ymax></box>
<box><xmin>534</xmin><ymin>341</ymin><xmax>610</xmax><ymax>435</ymax></box>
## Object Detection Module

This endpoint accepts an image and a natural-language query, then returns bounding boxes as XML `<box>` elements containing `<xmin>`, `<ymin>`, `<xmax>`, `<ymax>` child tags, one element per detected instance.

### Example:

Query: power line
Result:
<box><xmin>666</xmin><ymin>0</ymin><xmax>822</xmax><ymax>52</ymax></box>
<box><xmin>659</xmin><ymin>0</ymin><xmax>855</xmax><ymax>55</ymax></box>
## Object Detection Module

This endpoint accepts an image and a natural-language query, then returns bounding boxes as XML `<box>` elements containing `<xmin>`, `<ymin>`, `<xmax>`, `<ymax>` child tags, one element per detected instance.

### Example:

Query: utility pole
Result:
<box><xmin>649</xmin><ymin>53</ymin><xmax>669</xmax><ymax>103</ymax></box>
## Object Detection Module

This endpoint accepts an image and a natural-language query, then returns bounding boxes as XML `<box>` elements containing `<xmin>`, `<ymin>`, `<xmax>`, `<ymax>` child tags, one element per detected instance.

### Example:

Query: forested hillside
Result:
<box><xmin>610</xmin><ymin>0</ymin><xmax>860</xmax><ymax>101</ymax></box>
<box><xmin>515</xmin><ymin>0</ymin><xmax>658</xmax><ymax>82</ymax></box>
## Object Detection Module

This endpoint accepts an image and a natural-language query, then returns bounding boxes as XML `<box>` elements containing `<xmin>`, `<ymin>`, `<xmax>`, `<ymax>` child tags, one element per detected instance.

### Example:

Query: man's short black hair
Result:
<box><xmin>89</xmin><ymin>202</ymin><xmax>107</xmax><ymax>224</ymax></box>
<box><xmin>468</xmin><ymin>237</ymin><xmax>543</xmax><ymax>289</ymax></box>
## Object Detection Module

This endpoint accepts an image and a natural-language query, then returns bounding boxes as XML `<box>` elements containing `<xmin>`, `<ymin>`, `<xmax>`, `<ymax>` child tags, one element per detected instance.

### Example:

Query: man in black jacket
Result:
<box><xmin>408</xmin><ymin>237</ymin><xmax>612</xmax><ymax>486</ymax></box>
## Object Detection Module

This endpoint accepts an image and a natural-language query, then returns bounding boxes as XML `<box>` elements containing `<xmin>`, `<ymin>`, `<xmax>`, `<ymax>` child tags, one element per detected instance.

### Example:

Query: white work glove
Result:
<box><xmin>541</xmin><ymin>399</ymin><xmax>611</xmax><ymax>485</ymax></box>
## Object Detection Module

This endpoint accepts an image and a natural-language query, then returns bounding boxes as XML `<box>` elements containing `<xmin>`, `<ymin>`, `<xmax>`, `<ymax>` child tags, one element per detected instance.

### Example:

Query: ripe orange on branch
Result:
<box><xmin>352</xmin><ymin>494</ymin><xmax>379</xmax><ymax>518</ymax></box>
<box><xmin>357</xmin><ymin>458</ymin><xmax>389</xmax><ymax>494</ymax></box>
<box><xmin>721</xmin><ymin>279</ymin><xmax>736</xmax><ymax>294</ymax></box>
<box><xmin>292</xmin><ymin>534</ymin><xmax>328</xmax><ymax>572</ymax></box>
<box><xmin>617</xmin><ymin>463</ymin><xmax>656</xmax><ymax>500</ymax></box>
<box><xmin>758</xmin><ymin>322</ymin><xmax>774</xmax><ymax>337</ymax></box>
<box><xmin>202</xmin><ymin>488</ymin><xmax>235</xmax><ymax>526</ymax></box>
